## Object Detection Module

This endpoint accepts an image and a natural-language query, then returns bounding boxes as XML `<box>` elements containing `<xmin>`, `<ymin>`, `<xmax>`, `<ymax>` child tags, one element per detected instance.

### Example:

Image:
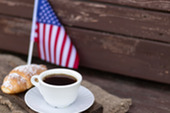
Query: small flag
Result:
<box><xmin>34</xmin><ymin>0</ymin><xmax>79</xmax><ymax>69</ymax></box>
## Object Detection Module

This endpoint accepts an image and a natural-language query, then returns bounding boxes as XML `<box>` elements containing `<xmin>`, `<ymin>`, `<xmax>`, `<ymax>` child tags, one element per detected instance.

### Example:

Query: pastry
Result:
<box><xmin>1</xmin><ymin>64</ymin><xmax>47</xmax><ymax>94</ymax></box>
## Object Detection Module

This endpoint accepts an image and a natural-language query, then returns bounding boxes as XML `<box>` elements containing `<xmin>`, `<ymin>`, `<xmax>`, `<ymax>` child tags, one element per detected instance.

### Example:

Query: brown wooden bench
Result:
<box><xmin>0</xmin><ymin>0</ymin><xmax>170</xmax><ymax>81</ymax></box>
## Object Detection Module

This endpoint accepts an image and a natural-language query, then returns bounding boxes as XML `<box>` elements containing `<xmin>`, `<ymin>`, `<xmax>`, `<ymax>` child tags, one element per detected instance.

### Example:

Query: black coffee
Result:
<box><xmin>43</xmin><ymin>74</ymin><xmax>77</xmax><ymax>85</ymax></box>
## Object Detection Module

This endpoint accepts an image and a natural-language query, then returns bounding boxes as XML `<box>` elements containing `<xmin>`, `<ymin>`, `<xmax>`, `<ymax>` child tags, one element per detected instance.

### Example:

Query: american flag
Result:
<box><xmin>34</xmin><ymin>0</ymin><xmax>79</xmax><ymax>69</ymax></box>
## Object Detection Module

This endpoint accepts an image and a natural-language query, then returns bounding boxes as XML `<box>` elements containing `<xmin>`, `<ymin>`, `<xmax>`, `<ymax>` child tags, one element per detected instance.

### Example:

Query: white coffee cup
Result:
<box><xmin>31</xmin><ymin>68</ymin><xmax>82</xmax><ymax>108</ymax></box>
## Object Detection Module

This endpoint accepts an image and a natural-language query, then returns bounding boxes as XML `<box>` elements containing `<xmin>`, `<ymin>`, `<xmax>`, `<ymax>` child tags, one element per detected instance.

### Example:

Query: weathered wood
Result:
<box><xmin>68</xmin><ymin>27</ymin><xmax>170</xmax><ymax>84</ymax></box>
<box><xmin>1</xmin><ymin>54</ymin><xmax>170</xmax><ymax>113</ymax></box>
<box><xmin>51</xmin><ymin>0</ymin><xmax>170</xmax><ymax>43</ymax></box>
<box><xmin>81</xmin><ymin>67</ymin><xmax>170</xmax><ymax>113</ymax></box>
<box><xmin>0</xmin><ymin>54</ymin><xmax>103</xmax><ymax>113</ymax></box>
<box><xmin>0</xmin><ymin>15</ymin><xmax>38</xmax><ymax>55</ymax></box>
<box><xmin>0</xmin><ymin>0</ymin><xmax>33</xmax><ymax>18</ymax></box>
<box><xmin>1</xmin><ymin>16</ymin><xmax>170</xmax><ymax>84</ymax></box>
<box><xmin>0</xmin><ymin>0</ymin><xmax>170</xmax><ymax>43</ymax></box>
<box><xmin>92</xmin><ymin>0</ymin><xmax>170</xmax><ymax>12</ymax></box>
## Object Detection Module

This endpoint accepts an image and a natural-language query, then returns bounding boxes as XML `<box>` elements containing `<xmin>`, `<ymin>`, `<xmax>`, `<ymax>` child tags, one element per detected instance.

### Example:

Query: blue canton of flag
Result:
<box><xmin>37</xmin><ymin>0</ymin><xmax>61</xmax><ymax>26</ymax></box>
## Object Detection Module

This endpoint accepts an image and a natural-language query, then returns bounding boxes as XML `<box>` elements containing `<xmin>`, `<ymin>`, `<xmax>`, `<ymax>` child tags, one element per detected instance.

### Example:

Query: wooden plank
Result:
<box><xmin>0</xmin><ymin>16</ymin><xmax>170</xmax><ymax>84</ymax></box>
<box><xmin>0</xmin><ymin>0</ymin><xmax>33</xmax><ymax>18</ymax></box>
<box><xmin>0</xmin><ymin>54</ymin><xmax>103</xmax><ymax>113</ymax></box>
<box><xmin>92</xmin><ymin>0</ymin><xmax>170</xmax><ymax>12</ymax></box>
<box><xmin>0</xmin><ymin>0</ymin><xmax>170</xmax><ymax>43</ymax></box>
<box><xmin>0</xmin><ymin>15</ymin><xmax>34</xmax><ymax>54</ymax></box>
<box><xmin>82</xmin><ymin>67</ymin><xmax>170</xmax><ymax>113</ymax></box>
<box><xmin>68</xmin><ymin>27</ymin><xmax>170</xmax><ymax>84</ymax></box>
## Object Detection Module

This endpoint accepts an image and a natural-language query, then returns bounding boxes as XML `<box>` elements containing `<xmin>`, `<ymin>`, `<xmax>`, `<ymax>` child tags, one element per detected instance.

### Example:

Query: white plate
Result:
<box><xmin>25</xmin><ymin>86</ymin><xmax>95</xmax><ymax>113</ymax></box>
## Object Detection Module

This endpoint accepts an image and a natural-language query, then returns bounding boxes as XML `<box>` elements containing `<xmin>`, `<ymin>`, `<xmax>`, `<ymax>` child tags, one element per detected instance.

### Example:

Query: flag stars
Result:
<box><xmin>44</xmin><ymin>13</ymin><xmax>47</xmax><ymax>16</ymax></box>
<box><xmin>49</xmin><ymin>14</ymin><xmax>52</xmax><ymax>17</ymax></box>
<box><xmin>42</xmin><ymin>0</ymin><xmax>45</xmax><ymax>3</ymax></box>
<box><xmin>37</xmin><ymin>0</ymin><xmax>61</xmax><ymax>26</ymax></box>
<box><xmin>39</xmin><ymin>13</ymin><xmax>42</xmax><ymax>16</ymax></box>
<box><xmin>45</xmin><ymin>7</ymin><xmax>49</xmax><ymax>10</ymax></box>
<box><xmin>42</xmin><ymin>10</ymin><xmax>45</xmax><ymax>13</ymax></box>
<box><xmin>47</xmin><ymin>10</ymin><xmax>50</xmax><ymax>12</ymax></box>
<box><xmin>40</xmin><ymin>6</ymin><xmax>43</xmax><ymax>10</ymax></box>
<box><xmin>43</xmin><ymin>4</ymin><xmax>47</xmax><ymax>7</ymax></box>
<box><xmin>48</xmin><ymin>20</ymin><xmax>51</xmax><ymax>24</ymax></box>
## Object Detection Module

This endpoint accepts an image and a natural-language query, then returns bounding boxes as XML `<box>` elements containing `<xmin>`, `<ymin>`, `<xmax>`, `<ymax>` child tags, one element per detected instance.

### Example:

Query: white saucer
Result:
<box><xmin>24</xmin><ymin>86</ymin><xmax>95</xmax><ymax>113</ymax></box>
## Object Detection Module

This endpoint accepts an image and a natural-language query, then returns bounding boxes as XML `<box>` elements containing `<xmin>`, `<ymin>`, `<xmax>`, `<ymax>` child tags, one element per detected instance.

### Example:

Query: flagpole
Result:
<box><xmin>27</xmin><ymin>0</ymin><xmax>39</xmax><ymax>65</ymax></box>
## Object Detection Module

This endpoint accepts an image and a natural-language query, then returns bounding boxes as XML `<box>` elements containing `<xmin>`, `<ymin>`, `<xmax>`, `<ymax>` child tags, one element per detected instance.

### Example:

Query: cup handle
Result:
<box><xmin>31</xmin><ymin>75</ymin><xmax>40</xmax><ymax>87</ymax></box>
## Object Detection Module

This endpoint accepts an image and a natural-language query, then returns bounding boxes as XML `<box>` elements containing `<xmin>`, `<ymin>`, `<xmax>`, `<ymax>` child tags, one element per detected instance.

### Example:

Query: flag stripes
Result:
<box><xmin>36</xmin><ymin>23</ymin><xmax>79</xmax><ymax>68</ymax></box>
